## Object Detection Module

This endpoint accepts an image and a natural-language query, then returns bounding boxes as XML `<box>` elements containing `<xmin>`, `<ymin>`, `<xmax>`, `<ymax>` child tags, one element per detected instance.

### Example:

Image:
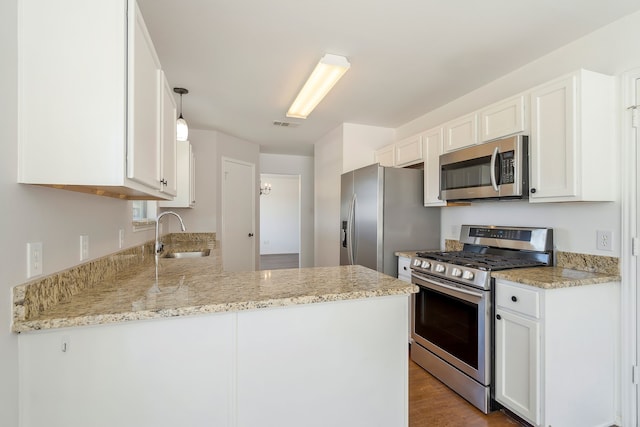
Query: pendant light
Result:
<box><xmin>174</xmin><ymin>87</ymin><xmax>189</xmax><ymax>141</ymax></box>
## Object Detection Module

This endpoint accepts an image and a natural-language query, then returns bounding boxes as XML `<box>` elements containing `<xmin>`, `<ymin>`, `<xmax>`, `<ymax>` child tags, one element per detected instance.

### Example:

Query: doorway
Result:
<box><xmin>221</xmin><ymin>157</ymin><xmax>256</xmax><ymax>272</ymax></box>
<box><xmin>259</xmin><ymin>173</ymin><xmax>301</xmax><ymax>270</ymax></box>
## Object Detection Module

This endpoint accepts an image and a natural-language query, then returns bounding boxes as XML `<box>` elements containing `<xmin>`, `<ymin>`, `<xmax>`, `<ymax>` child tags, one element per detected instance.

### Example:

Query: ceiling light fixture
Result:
<box><xmin>174</xmin><ymin>87</ymin><xmax>189</xmax><ymax>141</ymax></box>
<box><xmin>286</xmin><ymin>54</ymin><xmax>351</xmax><ymax>119</ymax></box>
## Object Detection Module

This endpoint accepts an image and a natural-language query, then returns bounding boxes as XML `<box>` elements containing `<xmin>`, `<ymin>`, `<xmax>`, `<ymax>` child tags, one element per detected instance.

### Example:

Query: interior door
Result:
<box><xmin>222</xmin><ymin>157</ymin><xmax>256</xmax><ymax>272</ymax></box>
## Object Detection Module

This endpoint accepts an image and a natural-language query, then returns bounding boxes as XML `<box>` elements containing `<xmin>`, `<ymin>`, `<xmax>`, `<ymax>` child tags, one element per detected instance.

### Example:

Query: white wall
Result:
<box><xmin>260</xmin><ymin>153</ymin><xmax>314</xmax><ymax>267</ymax></box>
<box><xmin>396</xmin><ymin>11</ymin><xmax>640</xmax><ymax>257</ymax></box>
<box><xmin>314</xmin><ymin>126</ymin><xmax>344</xmax><ymax>267</ymax></box>
<box><xmin>1</xmin><ymin>1</ymin><xmax>156</xmax><ymax>424</ymax></box>
<box><xmin>342</xmin><ymin>123</ymin><xmax>395</xmax><ymax>173</ymax></box>
<box><xmin>259</xmin><ymin>174</ymin><xmax>300</xmax><ymax>255</ymax></box>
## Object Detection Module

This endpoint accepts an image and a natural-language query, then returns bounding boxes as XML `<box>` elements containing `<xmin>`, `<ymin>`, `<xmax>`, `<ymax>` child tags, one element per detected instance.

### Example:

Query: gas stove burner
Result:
<box><xmin>415</xmin><ymin>251</ymin><xmax>545</xmax><ymax>271</ymax></box>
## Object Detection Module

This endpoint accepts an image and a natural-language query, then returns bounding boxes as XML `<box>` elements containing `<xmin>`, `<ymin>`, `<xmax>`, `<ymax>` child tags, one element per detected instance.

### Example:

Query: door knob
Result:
<box><xmin>248</xmin><ymin>233</ymin><xmax>254</xmax><ymax>237</ymax></box>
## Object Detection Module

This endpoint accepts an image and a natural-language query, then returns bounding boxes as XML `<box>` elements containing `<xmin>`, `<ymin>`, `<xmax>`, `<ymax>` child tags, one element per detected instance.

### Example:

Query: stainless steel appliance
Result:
<box><xmin>410</xmin><ymin>225</ymin><xmax>553</xmax><ymax>413</ymax></box>
<box><xmin>340</xmin><ymin>164</ymin><xmax>440</xmax><ymax>277</ymax></box>
<box><xmin>440</xmin><ymin>135</ymin><xmax>528</xmax><ymax>201</ymax></box>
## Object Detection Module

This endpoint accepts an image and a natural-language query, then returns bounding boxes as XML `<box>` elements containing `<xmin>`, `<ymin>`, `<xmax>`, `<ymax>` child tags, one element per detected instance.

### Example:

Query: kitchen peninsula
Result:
<box><xmin>13</xmin><ymin>234</ymin><xmax>415</xmax><ymax>427</ymax></box>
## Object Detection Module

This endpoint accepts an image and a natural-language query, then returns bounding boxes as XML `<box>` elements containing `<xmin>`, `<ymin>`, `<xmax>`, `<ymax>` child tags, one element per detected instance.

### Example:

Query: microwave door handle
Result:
<box><xmin>490</xmin><ymin>146</ymin><xmax>499</xmax><ymax>192</ymax></box>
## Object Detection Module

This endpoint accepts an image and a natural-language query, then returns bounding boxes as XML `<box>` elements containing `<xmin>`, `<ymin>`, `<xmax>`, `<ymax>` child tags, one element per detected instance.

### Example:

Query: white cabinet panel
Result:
<box><xmin>159</xmin><ymin>72</ymin><xmax>177</xmax><ymax>196</ymax></box>
<box><xmin>397</xmin><ymin>256</ymin><xmax>411</xmax><ymax>282</ymax></box>
<box><xmin>236</xmin><ymin>298</ymin><xmax>409</xmax><ymax>427</ymax></box>
<box><xmin>374</xmin><ymin>145</ymin><xmax>396</xmax><ymax>167</ymax></box>
<box><xmin>422</xmin><ymin>127</ymin><xmax>446</xmax><ymax>206</ymax></box>
<box><xmin>19</xmin><ymin>315</ymin><xmax>236</xmax><ymax>427</ymax></box>
<box><xmin>443</xmin><ymin>113</ymin><xmax>477</xmax><ymax>152</ymax></box>
<box><xmin>160</xmin><ymin>141</ymin><xmax>195</xmax><ymax>208</ymax></box>
<box><xmin>529</xmin><ymin>69</ymin><xmax>615</xmax><ymax>202</ymax></box>
<box><xmin>495</xmin><ymin>308</ymin><xmax>540</xmax><ymax>425</ymax></box>
<box><xmin>479</xmin><ymin>95</ymin><xmax>526</xmax><ymax>142</ymax></box>
<box><xmin>395</xmin><ymin>135</ymin><xmax>423</xmax><ymax>166</ymax></box>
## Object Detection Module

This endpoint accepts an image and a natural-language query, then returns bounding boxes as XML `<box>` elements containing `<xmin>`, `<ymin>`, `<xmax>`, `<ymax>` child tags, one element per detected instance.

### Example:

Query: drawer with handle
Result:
<box><xmin>495</xmin><ymin>281</ymin><xmax>540</xmax><ymax>318</ymax></box>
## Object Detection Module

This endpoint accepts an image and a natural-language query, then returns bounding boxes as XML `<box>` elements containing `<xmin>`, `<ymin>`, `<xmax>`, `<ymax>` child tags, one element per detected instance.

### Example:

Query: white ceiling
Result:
<box><xmin>138</xmin><ymin>0</ymin><xmax>640</xmax><ymax>156</ymax></box>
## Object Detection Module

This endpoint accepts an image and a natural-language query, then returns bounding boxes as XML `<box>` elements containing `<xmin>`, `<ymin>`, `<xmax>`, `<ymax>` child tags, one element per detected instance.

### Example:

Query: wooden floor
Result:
<box><xmin>409</xmin><ymin>356</ymin><xmax>524</xmax><ymax>427</ymax></box>
<box><xmin>259</xmin><ymin>253</ymin><xmax>299</xmax><ymax>270</ymax></box>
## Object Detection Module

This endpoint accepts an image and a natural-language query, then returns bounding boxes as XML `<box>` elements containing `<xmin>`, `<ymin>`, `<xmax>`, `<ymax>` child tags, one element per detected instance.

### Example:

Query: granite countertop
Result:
<box><xmin>13</xmin><ymin>235</ymin><xmax>417</xmax><ymax>333</ymax></box>
<box><xmin>395</xmin><ymin>241</ymin><xmax>620</xmax><ymax>290</ymax></box>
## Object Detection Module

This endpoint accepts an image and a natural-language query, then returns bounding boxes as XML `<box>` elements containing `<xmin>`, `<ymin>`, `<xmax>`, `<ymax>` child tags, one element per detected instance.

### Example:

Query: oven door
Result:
<box><xmin>411</xmin><ymin>271</ymin><xmax>491</xmax><ymax>385</ymax></box>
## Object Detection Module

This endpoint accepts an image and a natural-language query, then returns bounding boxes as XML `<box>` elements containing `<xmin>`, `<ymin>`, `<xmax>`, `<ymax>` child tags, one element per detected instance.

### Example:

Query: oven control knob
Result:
<box><xmin>421</xmin><ymin>261</ymin><xmax>431</xmax><ymax>269</ymax></box>
<box><xmin>462</xmin><ymin>270</ymin><xmax>475</xmax><ymax>280</ymax></box>
<box><xmin>451</xmin><ymin>268</ymin><xmax>462</xmax><ymax>277</ymax></box>
<box><xmin>435</xmin><ymin>264</ymin><xmax>445</xmax><ymax>273</ymax></box>
<box><xmin>413</xmin><ymin>259</ymin><xmax>421</xmax><ymax>267</ymax></box>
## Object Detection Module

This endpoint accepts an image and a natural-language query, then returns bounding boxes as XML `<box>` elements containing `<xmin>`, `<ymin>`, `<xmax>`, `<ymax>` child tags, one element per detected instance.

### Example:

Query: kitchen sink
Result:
<box><xmin>162</xmin><ymin>249</ymin><xmax>211</xmax><ymax>259</ymax></box>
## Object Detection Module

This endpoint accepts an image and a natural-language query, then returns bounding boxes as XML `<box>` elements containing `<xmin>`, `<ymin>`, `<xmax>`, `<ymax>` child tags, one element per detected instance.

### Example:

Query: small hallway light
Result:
<box><xmin>174</xmin><ymin>87</ymin><xmax>189</xmax><ymax>141</ymax></box>
<box><xmin>260</xmin><ymin>181</ymin><xmax>272</xmax><ymax>196</ymax></box>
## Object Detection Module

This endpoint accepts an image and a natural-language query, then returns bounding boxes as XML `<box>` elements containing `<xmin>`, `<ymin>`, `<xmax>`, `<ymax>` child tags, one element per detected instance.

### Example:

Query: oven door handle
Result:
<box><xmin>412</xmin><ymin>271</ymin><xmax>484</xmax><ymax>299</ymax></box>
<box><xmin>490</xmin><ymin>146</ymin><xmax>499</xmax><ymax>192</ymax></box>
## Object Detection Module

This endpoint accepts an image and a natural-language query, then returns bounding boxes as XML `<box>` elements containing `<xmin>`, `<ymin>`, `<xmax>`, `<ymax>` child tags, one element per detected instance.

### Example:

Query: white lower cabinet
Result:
<box><xmin>18</xmin><ymin>297</ymin><xmax>409</xmax><ymax>427</ymax></box>
<box><xmin>397</xmin><ymin>255</ymin><xmax>411</xmax><ymax>283</ymax></box>
<box><xmin>494</xmin><ymin>279</ymin><xmax>619</xmax><ymax>427</ymax></box>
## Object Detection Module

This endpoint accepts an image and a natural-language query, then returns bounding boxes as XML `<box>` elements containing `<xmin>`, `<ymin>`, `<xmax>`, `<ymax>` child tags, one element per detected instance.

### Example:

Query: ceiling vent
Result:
<box><xmin>272</xmin><ymin>120</ymin><xmax>299</xmax><ymax>128</ymax></box>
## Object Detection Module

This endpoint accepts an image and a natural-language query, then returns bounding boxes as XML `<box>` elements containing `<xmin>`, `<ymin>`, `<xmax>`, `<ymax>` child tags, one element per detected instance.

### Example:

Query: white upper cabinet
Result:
<box><xmin>443</xmin><ymin>112</ymin><xmax>478</xmax><ymax>152</ymax></box>
<box><xmin>479</xmin><ymin>95</ymin><xmax>527</xmax><ymax>142</ymax></box>
<box><xmin>17</xmin><ymin>0</ymin><xmax>174</xmax><ymax>200</ymax></box>
<box><xmin>159</xmin><ymin>141</ymin><xmax>195</xmax><ymax>208</ymax></box>
<box><xmin>374</xmin><ymin>145</ymin><xmax>396</xmax><ymax>167</ymax></box>
<box><xmin>395</xmin><ymin>135</ymin><xmax>423</xmax><ymax>166</ymax></box>
<box><xmin>422</xmin><ymin>128</ymin><xmax>446</xmax><ymax>206</ymax></box>
<box><xmin>159</xmin><ymin>72</ymin><xmax>178</xmax><ymax>197</ymax></box>
<box><xmin>529</xmin><ymin>69</ymin><xmax>615</xmax><ymax>202</ymax></box>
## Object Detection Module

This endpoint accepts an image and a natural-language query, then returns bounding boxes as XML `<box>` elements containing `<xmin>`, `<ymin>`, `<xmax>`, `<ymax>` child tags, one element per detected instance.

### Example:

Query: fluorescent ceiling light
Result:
<box><xmin>286</xmin><ymin>54</ymin><xmax>351</xmax><ymax>119</ymax></box>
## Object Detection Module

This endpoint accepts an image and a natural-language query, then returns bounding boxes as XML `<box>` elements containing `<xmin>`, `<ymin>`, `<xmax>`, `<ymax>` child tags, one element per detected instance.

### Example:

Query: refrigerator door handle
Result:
<box><xmin>347</xmin><ymin>193</ymin><xmax>356</xmax><ymax>265</ymax></box>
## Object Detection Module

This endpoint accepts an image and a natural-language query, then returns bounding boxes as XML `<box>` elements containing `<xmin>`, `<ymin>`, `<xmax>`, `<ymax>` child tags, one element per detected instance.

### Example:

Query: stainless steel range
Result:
<box><xmin>410</xmin><ymin>225</ymin><xmax>553</xmax><ymax>413</ymax></box>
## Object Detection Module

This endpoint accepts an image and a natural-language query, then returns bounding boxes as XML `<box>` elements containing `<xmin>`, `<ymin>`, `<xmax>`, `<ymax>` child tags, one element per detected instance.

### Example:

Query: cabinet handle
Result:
<box><xmin>496</xmin><ymin>314</ymin><xmax>502</xmax><ymax>320</ymax></box>
<box><xmin>160</xmin><ymin>178</ymin><xmax>167</xmax><ymax>185</ymax></box>
<box><xmin>511</xmin><ymin>296</ymin><xmax>518</xmax><ymax>302</ymax></box>
<box><xmin>248</xmin><ymin>233</ymin><xmax>254</xmax><ymax>237</ymax></box>
<box><xmin>530</xmin><ymin>188</ymin><xmax>537</xmax><ymax>194</ymax></box>
<box><xmin>403</xmin><ymin>266</ymin><xmax>408</xmax><ymax>271</ymax></box>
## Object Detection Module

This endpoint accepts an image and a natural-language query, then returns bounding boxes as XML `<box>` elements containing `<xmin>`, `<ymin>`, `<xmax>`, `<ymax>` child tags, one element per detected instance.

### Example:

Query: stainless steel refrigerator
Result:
<box><xmin>340</xmin><ymin>163</ymin><xmax>441</xmax><ymax>277</ymax></box>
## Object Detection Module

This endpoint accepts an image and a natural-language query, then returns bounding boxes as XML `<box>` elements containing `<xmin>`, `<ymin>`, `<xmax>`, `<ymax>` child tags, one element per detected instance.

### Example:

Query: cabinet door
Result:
<box><xmin>160</xmin><ymin>72</ymin><xmax>177</xmax><ymax>196</ymax></box>
<box><xmin>529</xmin><ymin>75</ymin><xmax>577</xmax><ymax>200</ymax></box>
<box><xmin>395</xmin><ymin>135</ymin><xmax>423</xmax><ymax>166</ymax></box>
<box><xmin>422</xmin><ymin>128</ymin><xmax>446</xmax><ymax>206</ymax></box>
<box><xmin>126</xmin><ymin>2</ymin><xmax>162</xmax><ymax>189</ymax></box>
<box><xmin>374</xmin><ymin>145</ymin><xmax>396</xmax><ymax>167</ymax></box>
<box><xmin>479</xmin><ymin>95</ymin><xmax>526</xmax><ymax>142</ymax></box>
<box><xmin>189</xmin><ymin>146</ymin><xmax>196</xmax><ymax>206</ymax></box>
<box><xmin>495</xmin><ymin>308</ymin><xmax>540</xmax><ymax>426</ymax></box>
<box><xmin>159</xmin><ymin>141</ymin><xmax>192</xmax><ymax>208</ymax></box>
<box><xmin>443</xmin><ymin>113</ymin><xmax>477</xmax><ymax>152</ymax></box>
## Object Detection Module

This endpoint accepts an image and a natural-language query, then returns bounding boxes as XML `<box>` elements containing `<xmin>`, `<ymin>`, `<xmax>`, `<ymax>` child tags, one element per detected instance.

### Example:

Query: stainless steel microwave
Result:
<box><xmin>439</xmin><ymin>135</ymin><xmax>528</xmax><ymax>201</ymax></box>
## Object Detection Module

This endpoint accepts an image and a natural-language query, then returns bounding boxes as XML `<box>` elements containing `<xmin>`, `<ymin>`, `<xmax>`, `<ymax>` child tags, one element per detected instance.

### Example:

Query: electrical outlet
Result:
<box><xmin>118</xmin><ymin>229</ymin><xmax>125</xmax><ymax>249</ymax></box>
<box><xmin>80</xmin><ymin>235</ymin><xmax>89</xmax><ymax>260</ymax></box>
<box><xmin>27</xmin><ymin>242</ymin><xmax>43</xmax><ymax>278</ymax></box>
<box><xmin>596</xmin><ymin>230</ymin><xmax>613</xmax><ymax>251</ymax></box>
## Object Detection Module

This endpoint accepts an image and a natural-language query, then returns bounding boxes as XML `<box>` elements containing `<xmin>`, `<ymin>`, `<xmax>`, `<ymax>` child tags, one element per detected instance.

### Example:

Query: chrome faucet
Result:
<box><xmin>155</xmin><ymin>211</ymin><xmax>186</xmax><ymax>254</ymax></box>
